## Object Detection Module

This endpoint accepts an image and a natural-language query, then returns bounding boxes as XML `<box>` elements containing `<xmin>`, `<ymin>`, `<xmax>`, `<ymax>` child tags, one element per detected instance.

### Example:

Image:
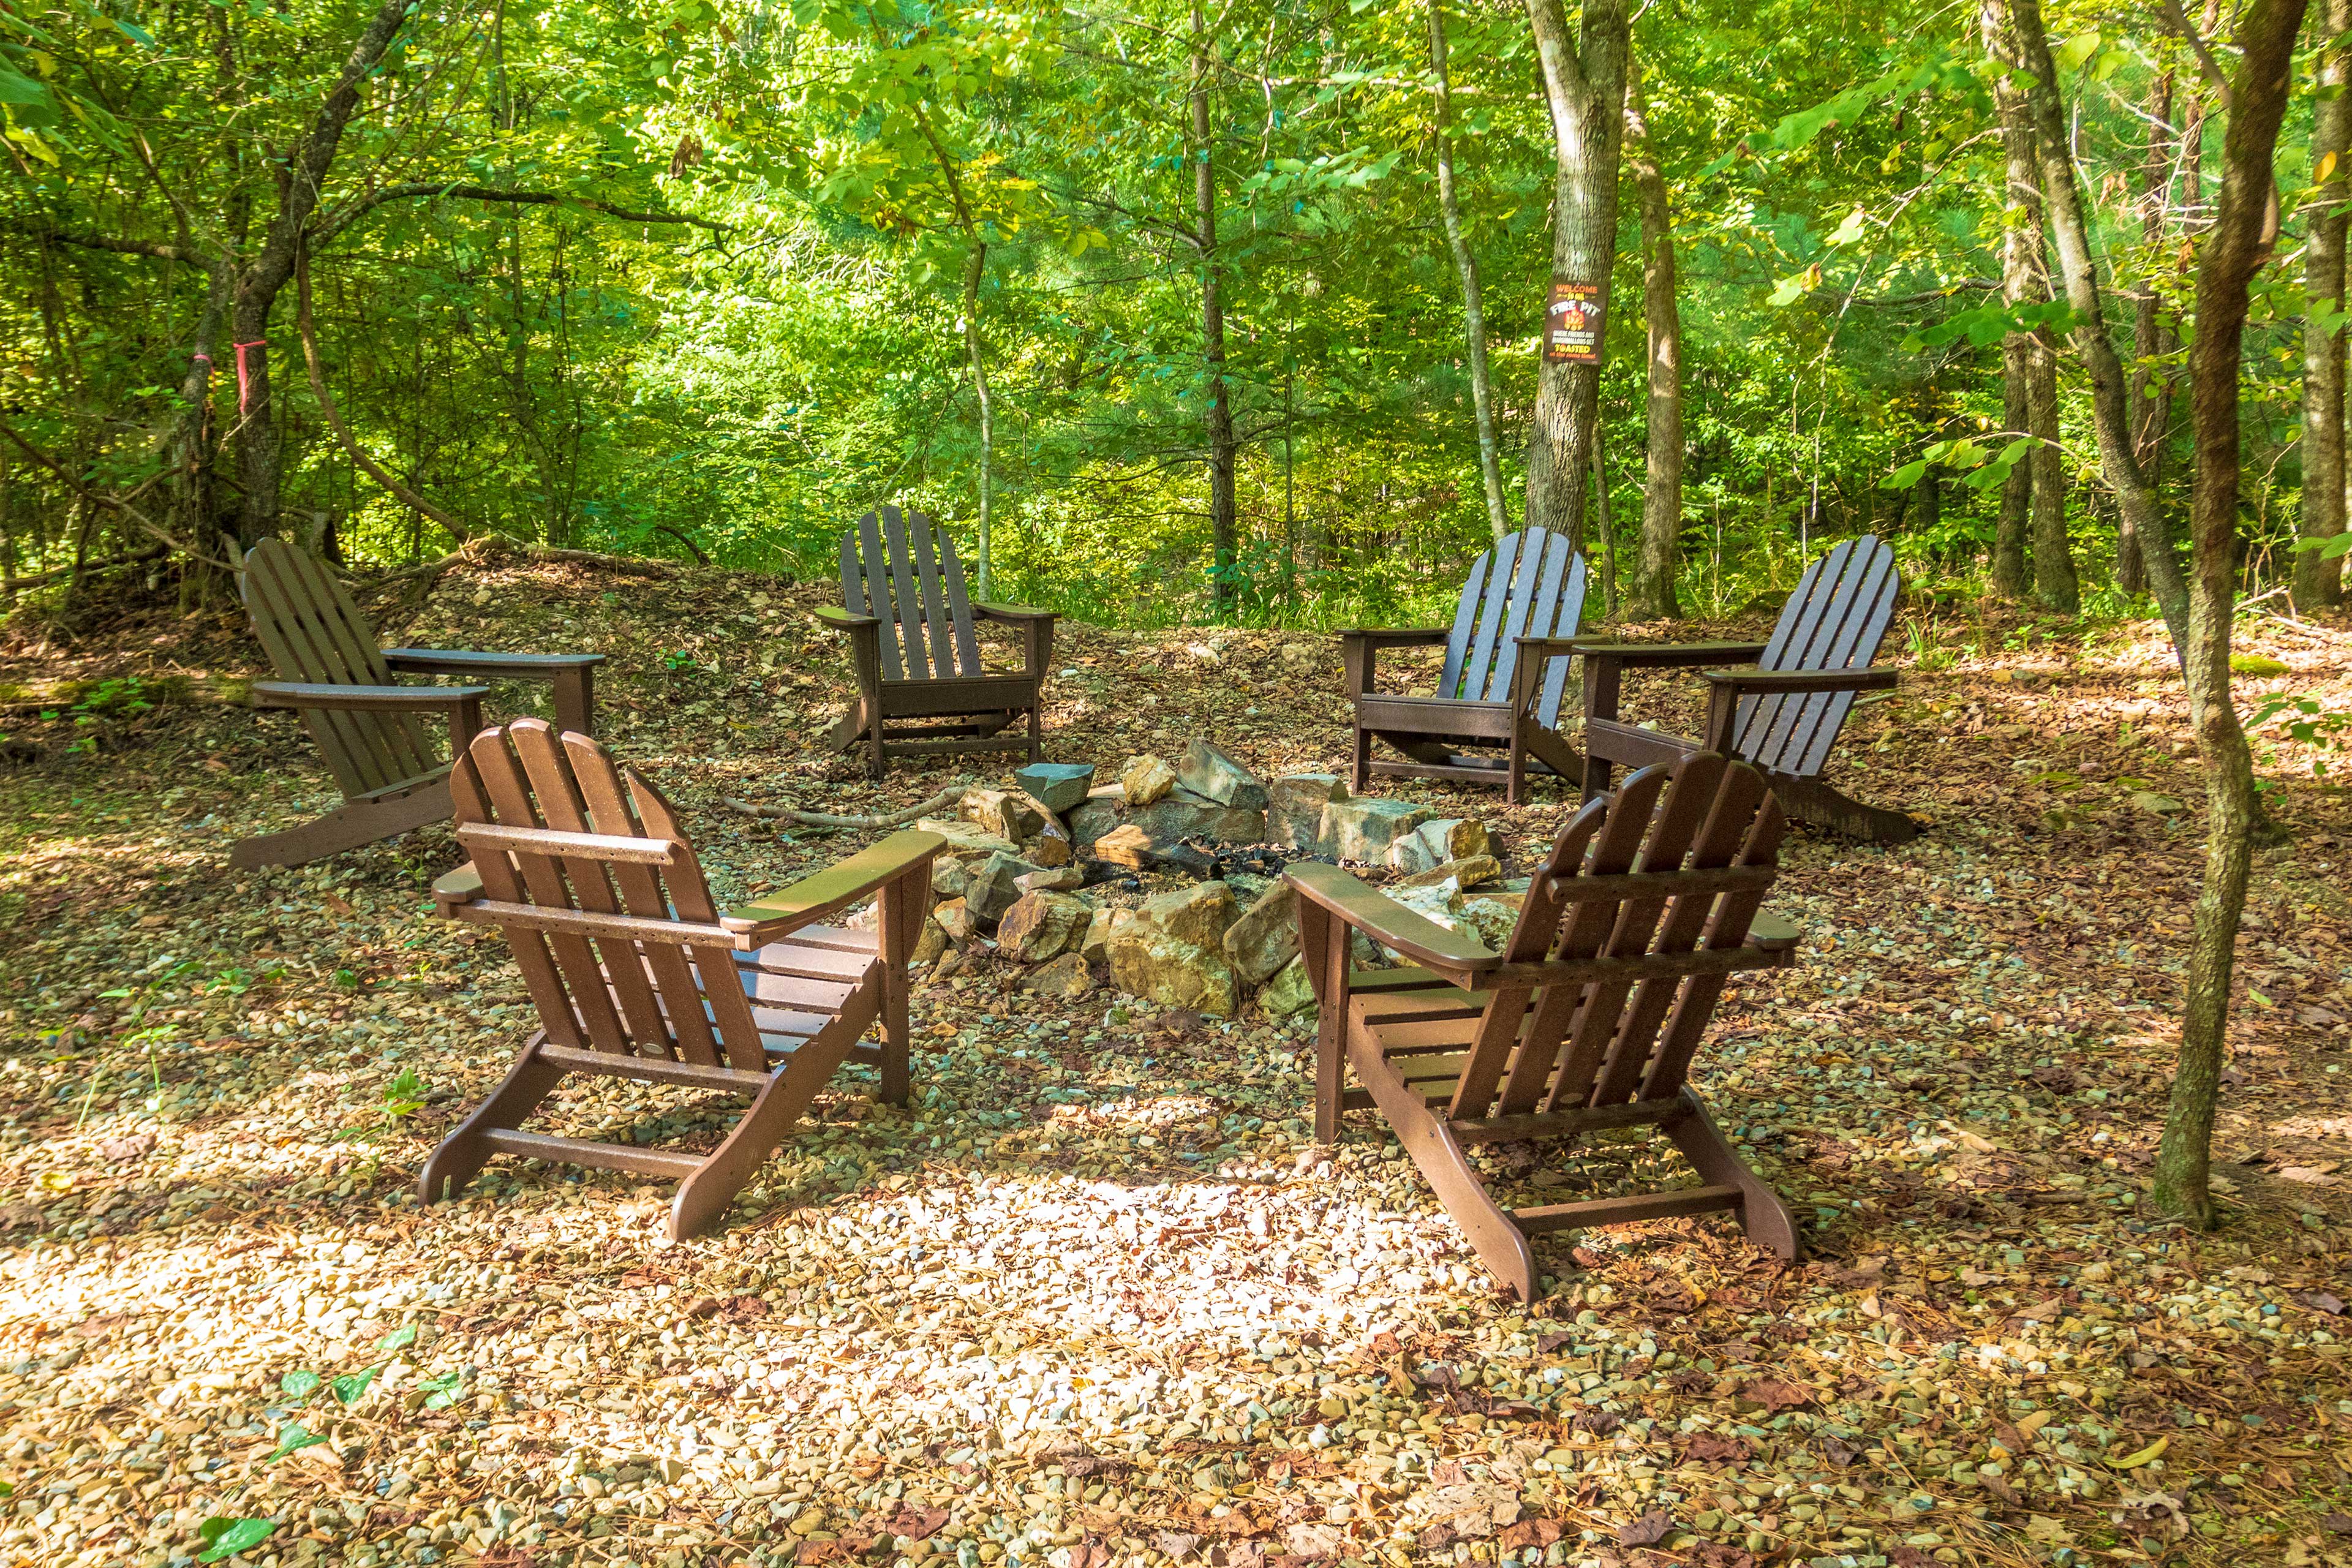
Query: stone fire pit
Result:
<box><xmin>907</xmin><ymin>739</ymin><xmax>1521</xmax><ymax>1018</ymax></box>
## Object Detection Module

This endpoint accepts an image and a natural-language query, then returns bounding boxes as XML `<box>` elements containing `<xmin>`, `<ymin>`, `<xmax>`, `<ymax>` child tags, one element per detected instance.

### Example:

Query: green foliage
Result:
<box><xmin>196</xmin><ymin>1518</ymin><xmax>278</xmax><ymax>1563</ymax></box>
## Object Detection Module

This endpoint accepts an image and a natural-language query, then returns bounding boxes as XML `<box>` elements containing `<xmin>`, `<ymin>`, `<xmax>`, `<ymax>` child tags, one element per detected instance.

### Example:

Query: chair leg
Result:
<box><xmin>1348</xmin><ymin>1031</ymin><xmax>1540</xmax><ymax>1301</ymax></box>
<box><xmin>866</xmin><ymin>704</ymin><xmax>888</xmax><ymax>780</ymax></box>
<box><xmin>1664</xmin><ymin>1091</ymin><xmax>1801</xmax><ymax>1262</ymax></box>
<box><xmin>1506</xmin><ymin>725</ymin><xmax>1527</xmax><ymax>806</ymax></box>
<box><xmin>670</xmin><ymin>1012</ymin><xmax>869</xmax><ymax>1239</ymax></box>
<box><xmin>419</xmin><ymin>1039</ymin><xmax>567</xmax><ymax>1205</ymax></box>
<box><xmin>229</xmin><ymin>777</ymin><xmax>454</xmax><ymax>869</ymax></box>
<box><xmin>1764</xmin><ymin>772</ymin><xmax>1920</xmax><ymax>845</ymax></box>
<box><xmin>1351</xmin><ymin>721</ymin><xmax>1371</xmax><ymax>794</ymax></box>
<box><xmin>1027</xmin><ymin>701</ymin><xmax>1042</xmax><ymax>764</ymax></box>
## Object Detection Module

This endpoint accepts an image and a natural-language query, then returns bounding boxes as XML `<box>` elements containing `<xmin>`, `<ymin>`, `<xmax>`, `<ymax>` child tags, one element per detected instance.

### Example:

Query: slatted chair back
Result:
<box><xmin>1446</xmin><ymin>753</ymin><xmax>1784</xmax><ymax>1122</ymax></box>
<box><xmin>240</xmin><ymin>538</ymin><xmax>440</xmax><ymax>799</ymax></box>
<box><xmin>839</xmin><ymin>505</ymin><xmax>984</xmax><ymax>683</ymax></box>
<box><xmin>1436</xmin><ymin>526</ymin><xmax>1588</xmax><ymax>726</ymax></box>
<box><xmin>1725</xmin><ymin>535</ymin><xmax>1898</xmax><ymax>779</ymax></box>
<box><xmin>449</xmin><ymin>718</ymin><xmax>773</xmax><ymax>1074</ymax></box>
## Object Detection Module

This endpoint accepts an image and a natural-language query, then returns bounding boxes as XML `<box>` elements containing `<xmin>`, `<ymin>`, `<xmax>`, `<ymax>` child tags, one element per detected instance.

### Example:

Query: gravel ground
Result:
<box><xmin>1</xmin><ymin>559</ymin><xmax>2349</xmax><ymax>1568</ymax></box>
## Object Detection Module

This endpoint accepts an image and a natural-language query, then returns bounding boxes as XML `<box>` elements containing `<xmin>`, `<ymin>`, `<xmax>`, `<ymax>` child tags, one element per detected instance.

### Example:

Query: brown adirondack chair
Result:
<box><xmin>235</xmin><ymin>538</ymin><xmax>605</xmax><ymax>868</ymax></box>
<box><xmin>423</xmin><ymin>718</ymin><xmax>943</xmax><ymax>1240</ymax></box>
<box><xmin>1286</xmin><ymin>751</ymin><xmax>1803</xmax><ymax>1300</ymax></box>
<box><xmin>815</xmin><ymin>505</ymin><xmax>1058</xmax><ymax>778</ymax></box>
<box><xmin>1343</xmin><ymin>526</ymin><xmax>1589</xmax><ymax>804</ymax></box>
<box><xmin>1569</xmin><ymin>535</ymin><xmax>1912</xmax><ymax>843</ymax></box>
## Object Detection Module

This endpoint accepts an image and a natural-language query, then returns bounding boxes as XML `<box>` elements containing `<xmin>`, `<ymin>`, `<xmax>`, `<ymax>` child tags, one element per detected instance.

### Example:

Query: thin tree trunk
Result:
<box><xmin>1522</xmin><ymin>0</ymin><xmax>1629</xmax><ymax>550</ymax></box>
<box><xmin>1625</xmin><ymin>63</ymin><xmax>1683</xmax><ymax>619</ymax></box>
<box><xmin>2028</xmin><ymin>325</ymin><xmax>2078</xmax><ymax>610</ymax></box>
<box><xmin>963</xmin><ymin>240</ymin><xmax>994</xmax><ymax>599</ymax></box>
<box><xmin>1428</xmin><ymin>0</ymin><xmax>1509</xmax><ymax>541</ymax></box>
<box><xmin>2153</xmin><ymin>0</ymin><xmax>2309</xmax><ymax>1229</ymax></box>
<box><xmin>1193</xmin><ymin>1</ymin><xmax>1238</xmax><ymax>614</ymax></box>
<box><xmin>1989</xmin><ymin>0</ymin><xmax>2036</xmax><ymax>599</ymax></box>
<box><xmin>2124</xmin><ymin>67</ymin><xmax>2177</xmax><ymax>596</ymax></box>
<box><xmin>2008</xmin><ymin>0</ymin><xmax>2190</xmax><ymax>649</ymax></box>
<box><xmin>2299</xmin><ymin>0</ymin><xmax>2351</xmax><ymax>608</ymax></box>
<box><xmin>227</xmin><ymin>0</ymin><xmax>424</xmax><ymax>546</ymax></box>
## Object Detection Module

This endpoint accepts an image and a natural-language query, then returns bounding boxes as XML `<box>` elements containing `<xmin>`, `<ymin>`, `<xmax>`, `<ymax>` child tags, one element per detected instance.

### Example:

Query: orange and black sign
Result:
<box><xmin>1544</xmin><ymin>279</ymin><xmax>1602</xmax><ymax>364</ymax></box>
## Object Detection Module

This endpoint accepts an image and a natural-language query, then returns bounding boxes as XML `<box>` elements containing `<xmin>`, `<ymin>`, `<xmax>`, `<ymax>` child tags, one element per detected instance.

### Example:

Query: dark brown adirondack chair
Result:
<box><xmin>1571</xmin><ymin>535</ymin><xmax>1912</xmax><ymax>843</ymax></box>
<box><xmin>235</xmin><ymin>538</ymin><xmax>605</xmax><ymax>868</ymax></box>
<box><xmin>1286</xmin><ymin>752</ymin><xmax>1802</xmax><ymax>1300</ymax></box>
<box><xmin>814</xmin><ymin>505</ymin><xmax>1058</xmax><ymax>778</ymax></box>
<box><xmin>1343</xmin><ymin>526</ymin><xmax>1589</xmax><ymax>804</ymax></box>
<box><xmin>424</xmin><ymin>718</ymin><xmax>943</xmax><ymax>1240</ymax></box>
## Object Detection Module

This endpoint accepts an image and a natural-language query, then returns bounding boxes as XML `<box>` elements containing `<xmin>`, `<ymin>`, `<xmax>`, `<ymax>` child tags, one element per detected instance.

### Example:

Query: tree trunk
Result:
<box><xmin>227</xmin><ymin>0</ymin><xmax>424</xmax><ymax>546</ymax></box>
<box><xmin>2007</xmin><ymin>0</ymin><xmax>2189</xmax><ymax>649</ymax></box>
<box><xmin>2028</xmin><ymin>322</ymin><xmax>2079</xmax><ymax>610</ymax></box>
<box><xmin>1193</xmin><ymin>1</ymin><xmax>1238</xmax><ymax>614</ymax></box>
<box><xmin>1428</xmin><ymin>0</ymin><xmax>1509</xmax><ymax>541</ymax></box>
<box><xmin>1625</xmin><ymin>64</ymin><xmax>1683</xmax><ymax>619</ymax></box>
<box><xmin>2299</xmin><ymin>0</ymin><xmax>2351</xmax><ymax>609</ymax></box>
<box><xmin>1988</xmin><ymin>0</ymin><xmax>2036</xmax><ymax>600</ymax></box>
<box><xmin>963</xmin><ymin>239</ymin><xmax>995</xmax><ymax>599</ymax></box>
<box><xmin>2153</xmin><ymin>0</ymin><xmax>2309</xmax><ymax>1229</ymax></box>
<box><xmin>1522</xmin><ymin>0</ymin><xmax>1629</xmax><ymax>550</ymax></box>
<box><xmin>2124</xmin><ymin>67</ymin><xmax>2177</xmax><ymax>596</ymax></box>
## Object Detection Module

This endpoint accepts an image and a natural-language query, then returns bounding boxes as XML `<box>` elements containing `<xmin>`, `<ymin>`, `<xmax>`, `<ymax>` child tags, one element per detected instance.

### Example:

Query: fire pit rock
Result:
<box><xmin>1178</xmin><ymin>739</ymin><xmax>1270</xmax><ymax>809</ymax></box>
<box><xmin>1319</xmin><ymin>796</ymin><xmax>1433</xmax><ymax>862</ymax></box>
<box><xmin>1222</xmin><ymin>883</ymin><xmax>1300</xmax><ymax>986</ymax></box>
<box><xmin>1015</xmin><ymin>761</ymin><xmax>1097</xmax><ymax>815</ymax></box>
<box><xmin>997</xmin><ymin>891</ymin><xmax>1090</xmax><ymax>962</ymax></box>
<box><xmin>1269</xmin><ymin>774</ymin><xmax>1348</xmax><ymax>851</ymax></box>
<box><xmin>1119</xmin><ymin>753</ymin><xmax>1179</xmax><ymax>806</ymax></box>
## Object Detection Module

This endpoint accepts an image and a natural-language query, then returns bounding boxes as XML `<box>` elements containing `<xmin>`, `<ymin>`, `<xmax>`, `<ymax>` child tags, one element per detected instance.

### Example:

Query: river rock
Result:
<box><xmin>1107</xmin><ymin>924</ymin><xmax>1238</xmax><ymax>1016</ymax></box>
<box><xmin>1016</xmin><ymin>865</ymin><xmax>1084</xmax><ymax>894</ymax></box>
<box><xmin>963</xmin><ymin>788</ymin><xmax>1050</xmax><ymax>843</ymax></box>
<box><xmin>911</xmin><ymin>913</ymin><xmax>950</xmax><ymax>966</ymax></box>
<box><xmin>1093</xmin><ymin>824</ymin><xmax>1154</xmax><ymax>869</ymax></box>
<box><xmin>1139</xmin><ymin>880</ymin><xmax>1238</xmax><ymax>948</ymax></box>
<box><xmin>1022</xmin><ymin>952</ymin><xmax>1095</xmax><ymax>1000</ymax></box>
<box><xmin>914</xmin><ymin>818</ymin><xmax>1022</xmax><ymax>859</ymax></box>
<box><xmin>1415</xmin><ymin>816</ymin><xmax>1491</xmax><ymax>864</ymax></box>
<box><xmin>1069</xmin><ymin>790</ymin><xmax>1123</xmax><ymax>850</ymax></box>
<box><xmin>1269</xmin><ymin>774</ymin><xmax>1348</xmax><ymax>852</ymax></box>
<box><xmin>932</xmin><ymin>858</ymin><xmax>971</xmax><ymax>900</ymax></box>
<box><xmin>1258</xmin><ymin>956</ymin><xmax>1317</xmax><ymax>1020</ymax></box>
<box><xmin>965</xmin><ymin>852</ymin><xmax>1036</xmax><ymax>925</ymax></box>
<box><xmin>1178</xmin><ymin>739</ymin><xmax>1268</xmax><ymax>810</ymax></box>
<box><xmin>933</xmin><ymin>898</ymin><xmax>976</xmax><ymax>944</ymax></box>
<box><xmin>1128</xmin><ymin>787</ymin><xmax>1265</xmax><ymax>846</ymax></box>
<box><xmin>1221</xmin><ymin>882</ymin><xmax>1299</xmax><ymax>986</ymax></box>
<box><xmin>997</xmin><ymin>891</ymin><xmax>1091</xmax><ymax>962</ymax></box>
<box><xmin>1319</xmin><ymin>796</ymin><xmax>1431</xmax><ymax>861</ymax></box>
<box><xmin>1030</xmin><ymin>820</ymin><xmax>1074</xmax><ymax>867</ymax></box>
<box><xmin>1082</xmin><ymin>907</ymin><xmax>1134</xmax><ymax>964</ymax></box>
<box><xmin>1387</xmin><ymin>834</ymin><xmax>1443</xmax><ymax>875</ymax></box>
<box><xmin>1120</xmin><ymin>754</ymin><xmax>1178</xmax><ymax>807</ymax></box>
<box><xmin>1393</xmin><ymin>854</ymin><xmax>1504</xmax><ymax>892</ymax></box>
<box><xmin>1014</xmin><ymin>762</ymin><xmax>1096</xmax><ymax>815</ymax></box>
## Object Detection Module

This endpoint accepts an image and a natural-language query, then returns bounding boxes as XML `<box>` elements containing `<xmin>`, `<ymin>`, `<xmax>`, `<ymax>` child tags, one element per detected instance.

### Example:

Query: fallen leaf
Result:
<box><xmin>2109</xmin><ymin>1434</ymin><xmax>2169</xmax><ymax>1469</ymax></box>
<box><xmin>1616</xmin><ymin>1510</ymin><xmax>1672</xmax><ymax>1547</ymax></box>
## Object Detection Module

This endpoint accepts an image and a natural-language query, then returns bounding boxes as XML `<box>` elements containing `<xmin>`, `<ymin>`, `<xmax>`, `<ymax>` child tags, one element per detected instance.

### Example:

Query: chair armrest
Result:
<box><xmin>1337</xmin><ymin>628</ymin><xmax>1451</xmax><ymax>648</ymax></box>
<box><xmin>1698</xmin><ymin>665</ymin><xmax>1899</xmax><ymax>695</ymax></box>
<box><xmin>1283</xmin><ymin>861</ymin><xmax>1498</xmax><ymax>979</ymax></box>
<box><xmin>812</xmin><ymin>606</ymin><xmax>880</xmax><ymax>631</ymax></box>
<box><xmin>1514</xmin><ymin>635</ymin><xmax>1596</xmax><ymax>657</ymax></box>
<box><xmin>1746</xmin><ymin>911</ymin><xmax>1801</xmax><ymax>952</ymax></box>
<box><xmin>722</xmin><ymin>828</ymin><xmax>946</xmax><ymax>946</ymax></box>
<box><xmin>974</xmin><ymin>601</ymin><xmax>1060</xmax><ymax>623</ymax></box>
<box><xmin>1572</xmin><ymin>640</ymin><xmax>1771</xmax><ymax>669</ymax></box>
<box><xmin>251</xmin><ymin>680</ymin><xmax>491</xmax><ymax>712</ymax></box>
<box><xmin>431</xmin><ymin>864</ymin><xmax>485</xmax><ymax>916</ymax></box>
<box><xmin>382</xmin><ymin>649</ymin><xmax>605</xmax><ymax>679</ymax></box>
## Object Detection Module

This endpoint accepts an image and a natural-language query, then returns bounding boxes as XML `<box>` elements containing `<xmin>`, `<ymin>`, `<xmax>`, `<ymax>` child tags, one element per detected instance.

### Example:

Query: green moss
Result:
<box><xmin>2230</xmin><ymin>654</ymin><xmax>2290</xmax><ymax>677</ymax></box>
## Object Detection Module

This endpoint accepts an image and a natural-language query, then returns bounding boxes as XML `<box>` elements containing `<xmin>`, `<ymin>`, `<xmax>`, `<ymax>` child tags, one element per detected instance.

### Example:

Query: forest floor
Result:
<box><xmin>1</xmin><ymin>554</ymin><xmax>2350</xmax><ymax>1568</ymax></box>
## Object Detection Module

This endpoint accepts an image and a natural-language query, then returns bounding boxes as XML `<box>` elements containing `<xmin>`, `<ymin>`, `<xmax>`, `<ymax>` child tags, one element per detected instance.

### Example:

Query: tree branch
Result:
<box><xmin>6</xmin><ymin>222</ymin><xmax>205</xmax><ymax>267</ymax></box>
<box><xmin>311</xmin><ymin>183</ymin><xmax>731</xmax><ymax>249</ymax></box>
